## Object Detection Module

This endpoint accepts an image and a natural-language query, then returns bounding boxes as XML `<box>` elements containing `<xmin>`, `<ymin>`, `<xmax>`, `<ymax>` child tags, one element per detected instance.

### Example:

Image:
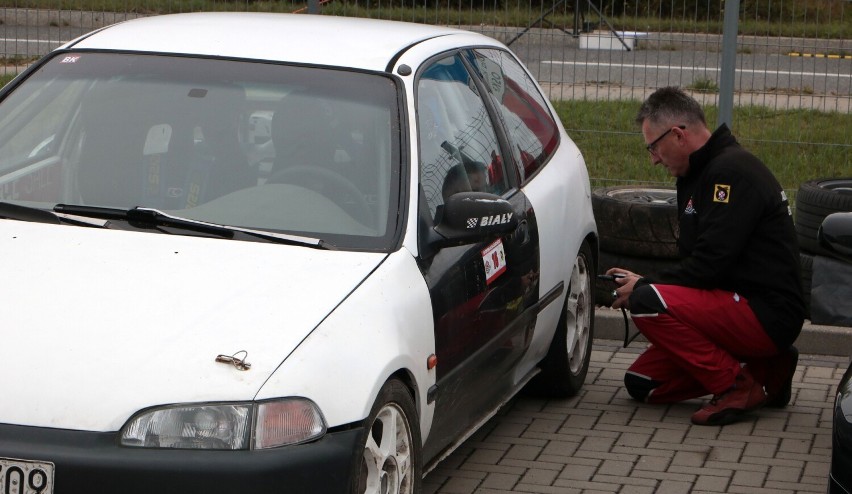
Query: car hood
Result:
<box><xmin>0</xmin><ymin>221</ymin><xmax>386</xmax><ymax>431</ymax></box>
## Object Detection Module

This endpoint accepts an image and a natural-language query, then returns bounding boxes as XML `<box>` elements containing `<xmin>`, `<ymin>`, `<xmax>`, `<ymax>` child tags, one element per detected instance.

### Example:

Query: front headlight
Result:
<box><xmin>120</xmin><ymin>398</ymin><xmax>326</xmax><ymax>450</ymax></box>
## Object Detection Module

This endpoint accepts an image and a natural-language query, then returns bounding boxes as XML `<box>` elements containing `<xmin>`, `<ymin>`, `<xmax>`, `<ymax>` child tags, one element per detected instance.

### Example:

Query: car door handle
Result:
<box><xmin>513</xmin><ymin>219</ymin><xmax>530</xmax><ymax>245</ymax></box>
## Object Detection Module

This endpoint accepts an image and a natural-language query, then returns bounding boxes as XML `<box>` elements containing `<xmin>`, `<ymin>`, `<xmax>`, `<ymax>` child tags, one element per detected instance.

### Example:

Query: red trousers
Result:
<box><xmin>625</xmin><ymin>284</ymin><xmax>778</xmax><ymax>403</ymax></box>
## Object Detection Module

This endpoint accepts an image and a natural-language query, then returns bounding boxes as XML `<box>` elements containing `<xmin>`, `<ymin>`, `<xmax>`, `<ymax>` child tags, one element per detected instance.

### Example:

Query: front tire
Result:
<box><xmin>354</xmin><ymin>378</ymin><xmax>422</xmax><ymax>494</ymax></box>
<box><xmin>529</xmin><ymin>240</ymin><xmax>595</xmax><ymax>397</ymax></box>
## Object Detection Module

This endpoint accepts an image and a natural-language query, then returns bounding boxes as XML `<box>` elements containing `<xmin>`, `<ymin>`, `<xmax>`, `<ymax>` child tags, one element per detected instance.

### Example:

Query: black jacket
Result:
<box><xmin>645</xmin><ymin>124</ymin><xmax>805</xmax><ymax>350</ymax></box>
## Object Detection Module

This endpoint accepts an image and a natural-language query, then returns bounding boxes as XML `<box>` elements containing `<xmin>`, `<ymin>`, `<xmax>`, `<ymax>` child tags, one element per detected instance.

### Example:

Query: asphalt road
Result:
<box><xmin>494</xmin><ymin>30</ymin><xmax>851</xmax><ymax>100</ymax></box>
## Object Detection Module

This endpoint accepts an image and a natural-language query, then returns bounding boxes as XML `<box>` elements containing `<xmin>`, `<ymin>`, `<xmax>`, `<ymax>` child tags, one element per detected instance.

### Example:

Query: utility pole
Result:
<box><xmin>718</xmin><ymin>0</ymin><xmax>740</xmax><ymax>129</ymax></box>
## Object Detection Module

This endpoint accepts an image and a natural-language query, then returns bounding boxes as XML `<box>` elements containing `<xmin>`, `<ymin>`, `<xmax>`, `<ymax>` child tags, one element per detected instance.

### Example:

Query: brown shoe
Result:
<box><xmin>691</xmin><ymin>367</ymin><xmax>767</xmax><ymax>426</ymax></box>
<box><xmin>764</xmin><ymin>346</ymin><xmax>798</xmax><ymax>408</ymax></box>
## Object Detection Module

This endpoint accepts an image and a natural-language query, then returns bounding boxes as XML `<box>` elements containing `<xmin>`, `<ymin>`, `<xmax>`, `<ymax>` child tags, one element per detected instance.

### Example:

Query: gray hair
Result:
<box><xmin>635</xmin><ymin>86</ymin><xmax>706</xmax><ymax>128</ymax></box>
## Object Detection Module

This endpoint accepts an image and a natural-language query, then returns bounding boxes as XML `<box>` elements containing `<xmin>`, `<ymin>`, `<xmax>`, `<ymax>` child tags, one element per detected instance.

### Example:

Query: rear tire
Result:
<box><xmin>529</xmin><ymin>241</ymin><xmax>595</xmax><ymax>397</ymax></box>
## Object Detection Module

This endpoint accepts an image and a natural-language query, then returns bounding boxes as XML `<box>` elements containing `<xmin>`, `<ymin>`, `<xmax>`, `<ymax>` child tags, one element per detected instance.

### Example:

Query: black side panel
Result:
<box><xmin>422</xmin><ymin>191</ymin><xmax>540</xmax><ymax>462</ymax></box>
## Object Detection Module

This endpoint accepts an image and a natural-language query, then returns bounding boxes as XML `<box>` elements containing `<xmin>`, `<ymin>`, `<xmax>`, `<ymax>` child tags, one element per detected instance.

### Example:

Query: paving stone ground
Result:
<box><xmin>424</xmin><ymin>339</ymin><xmax>849</xmax><ymax>494</ymax></box>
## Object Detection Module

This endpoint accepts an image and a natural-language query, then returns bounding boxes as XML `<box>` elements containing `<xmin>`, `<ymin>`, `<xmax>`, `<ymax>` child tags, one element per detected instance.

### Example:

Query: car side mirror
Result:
<box><xmin>429</xmin><ymin>192</ymin><xmax>517</xmax><ymax>249</ymax></box>
<box><xmin>819</xmin><ymin>212</ymin><xmax>852</xmax><ymax>262</ymax></box>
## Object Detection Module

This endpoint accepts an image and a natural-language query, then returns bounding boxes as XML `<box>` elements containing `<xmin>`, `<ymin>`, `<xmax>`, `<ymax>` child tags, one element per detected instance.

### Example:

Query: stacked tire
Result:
<box><xmin>795</xmin><ymin>178</ymin><xmax>852</xmax><ymax>318</ymax></box>
<box><xmin>592</xmin><ymin>179</ymin><xmax>852</xmax><ymax>318</ymax></box>
<box><xmin>592</xmin><ymin>186</ymin><xmax>680</xmax><ymax>306</ymax></box>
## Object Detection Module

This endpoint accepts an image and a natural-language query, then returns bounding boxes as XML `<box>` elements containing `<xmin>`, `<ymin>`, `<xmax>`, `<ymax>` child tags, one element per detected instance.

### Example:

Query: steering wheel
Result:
<box><xmin>267</xmin><ymin>165</ymin><xmax>372</xmax><ymax>227</ymax></box>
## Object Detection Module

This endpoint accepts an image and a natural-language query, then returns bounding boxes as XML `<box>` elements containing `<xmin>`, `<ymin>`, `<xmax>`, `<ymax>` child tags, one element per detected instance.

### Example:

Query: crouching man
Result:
<box><xmin>608</xmin><ymin>87</ymin><xmax>804</xmax><ymax>426</ymax></box>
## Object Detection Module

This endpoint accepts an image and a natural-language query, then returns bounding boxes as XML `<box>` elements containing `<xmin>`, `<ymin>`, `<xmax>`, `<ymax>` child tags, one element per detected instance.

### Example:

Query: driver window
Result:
<box><xmin>417</xmin><ymin>54</ymin><xmax>508</xmax><ymax>220</ymax></box>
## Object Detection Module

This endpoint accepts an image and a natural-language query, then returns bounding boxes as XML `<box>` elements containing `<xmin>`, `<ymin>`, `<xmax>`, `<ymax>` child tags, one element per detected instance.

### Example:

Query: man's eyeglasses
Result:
<box><xmin>646</xmin><ymin>125</ymin><xmax>686</xmax><ymax>154</ymax></box>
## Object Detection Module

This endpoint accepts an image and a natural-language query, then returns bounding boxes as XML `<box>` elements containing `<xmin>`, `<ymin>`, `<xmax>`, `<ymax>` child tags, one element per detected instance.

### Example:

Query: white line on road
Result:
<box><xmin>543</xmin><ymin>61</ymin><xmax>852</xmax><ymax>79</ymax></box>
<box><xmin>1</xmin><ymin>38</ymin><xmax>66</xmax><ymax>45</ymax></box>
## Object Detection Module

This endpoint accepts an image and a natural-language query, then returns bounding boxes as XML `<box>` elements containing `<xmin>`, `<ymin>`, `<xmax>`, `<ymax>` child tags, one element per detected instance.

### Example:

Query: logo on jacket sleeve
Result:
<box><xmin>684</xmin><ymin>198</ymin><xmax>696</xmax><ymax>215</ymax></box>
<box><xmin>713</xmin><ymin>184</ymin><xmax>731</xmax><ymax>203</ymax></box>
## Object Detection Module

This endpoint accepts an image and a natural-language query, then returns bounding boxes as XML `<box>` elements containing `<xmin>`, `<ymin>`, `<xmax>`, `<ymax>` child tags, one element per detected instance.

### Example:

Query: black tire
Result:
<box><xmin>528</xmin><ymin>241</ymin><xmax>595</xmax><ymax>397</ymax></box>
<box><xmin>795</xmin><ymin>178</ymin><xmax>852</xmax><ymax>256</ymax></box>
<box><xmin>352</xmin><ymin>378</ymin><xmax>422</xmax><ymax>494</ymax></box>
<box><xmin>595</xmin><ymin>250</ymin><xmax>680</xmax><ymax>307</ymax></box>
<box><xmin>592</xmin><ymin>186</ymin><xmax>680</xmax><ymax>259</ymax></box>
<box><xmin>800</xmin><ymin>251</ymin><xmax>813</xmax><ymax>320</ymax></box>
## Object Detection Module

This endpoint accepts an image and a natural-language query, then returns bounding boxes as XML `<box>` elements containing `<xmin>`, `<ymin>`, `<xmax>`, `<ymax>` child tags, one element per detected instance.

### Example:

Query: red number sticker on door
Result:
<box><xmin>481</xmin><ymin>239</ymin><xmax>507</xmax><ymax>285</ymax></box>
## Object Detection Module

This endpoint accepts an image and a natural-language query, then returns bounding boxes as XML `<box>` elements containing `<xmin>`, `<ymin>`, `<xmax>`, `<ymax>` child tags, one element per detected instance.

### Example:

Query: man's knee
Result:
<box><xmin>624</xmin><ymin>371</ymin><xmax>660</xmax><ymax>402</ymax></box>
<box><xmin>629</xmin><ymin>284</ymin><xmax>667</xmax><ymax>315</ymax></box>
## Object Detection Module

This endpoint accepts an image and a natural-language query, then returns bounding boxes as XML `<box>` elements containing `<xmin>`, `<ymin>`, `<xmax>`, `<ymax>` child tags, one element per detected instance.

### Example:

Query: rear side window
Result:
<box><xmin>469</xmin><ymin>49</ymin><xmax>559</xmax><ymax>182</ymax></box>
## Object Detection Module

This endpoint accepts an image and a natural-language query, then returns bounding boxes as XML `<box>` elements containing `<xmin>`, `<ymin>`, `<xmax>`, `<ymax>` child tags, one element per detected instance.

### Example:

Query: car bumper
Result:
<box><xmin>833</xmin><ymin>384</ymin><xmax>852</xmax><ymax>494</ymax></box>
<box><xmin>0</xmin><ymin>422</ymin><xmax>362</xmax><ymax>493</ymax></box>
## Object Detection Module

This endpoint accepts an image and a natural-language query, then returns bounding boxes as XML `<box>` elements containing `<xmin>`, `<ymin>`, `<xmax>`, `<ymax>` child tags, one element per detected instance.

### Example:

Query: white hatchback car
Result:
<box><xmin>0</xmin><ymin>12</ymin><xmax>597</xmax><ymax>494</ymax></box>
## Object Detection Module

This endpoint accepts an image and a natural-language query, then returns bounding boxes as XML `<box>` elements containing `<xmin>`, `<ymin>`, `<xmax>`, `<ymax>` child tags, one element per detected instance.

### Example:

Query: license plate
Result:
<box><xmin>0</xmin><ymin>457</ymin><xmax>54</xmax><ymax>494</ymax></box>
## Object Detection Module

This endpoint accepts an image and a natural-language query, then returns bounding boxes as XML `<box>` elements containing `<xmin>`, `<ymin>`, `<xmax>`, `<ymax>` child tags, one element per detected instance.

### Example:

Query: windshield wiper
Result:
<box><xmin>55</xmin><ymin>204</ymin><xmax>234</xmax><ymax>238</ymax></box>
<box><xmin>227</xmin><ymin>224</ymin><xmax>334</xmax><ymax>249</ymax></box>
<box><xmin>0</xmin><ymin>201</ymin><xmax>61</xmax><ymax>224</ymax></box>
<box><xmin>53</xmin><ymin>204</ymin><xmax>332</xmax><ymax>249</ymax></box>
<box><xmin>0</xmin><ymin>201</ymin><xmax>109</xmax><ymax>228</ymax></box>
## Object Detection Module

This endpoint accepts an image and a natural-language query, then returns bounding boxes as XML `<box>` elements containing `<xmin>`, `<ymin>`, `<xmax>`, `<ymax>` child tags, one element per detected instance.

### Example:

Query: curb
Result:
<box><xmin>595</xmin><ymin>307</ymin><xmax>852</xmax><ymax>357</ymax></box>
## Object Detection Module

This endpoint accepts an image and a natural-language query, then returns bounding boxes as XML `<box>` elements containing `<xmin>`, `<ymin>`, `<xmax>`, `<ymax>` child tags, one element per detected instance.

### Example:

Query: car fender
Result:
<box><xmin>254</xmin><ymin>247</ymin><xmax>436</xmax><ymax>439</ymax></box>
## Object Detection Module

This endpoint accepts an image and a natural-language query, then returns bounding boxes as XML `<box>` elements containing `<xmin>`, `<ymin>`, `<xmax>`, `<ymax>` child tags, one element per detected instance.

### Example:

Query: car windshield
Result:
<box><xmin>0</xmin><ymin>52</ymin><xmax>402</xmax><ymax>250</ymax></box>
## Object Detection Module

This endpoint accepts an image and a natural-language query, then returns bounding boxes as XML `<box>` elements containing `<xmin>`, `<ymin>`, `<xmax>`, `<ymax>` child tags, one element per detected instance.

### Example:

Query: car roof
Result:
<box><xmin>67</xmin><ymin>12</ymin><xmax>488</xmax><ymax>72</ymax></box>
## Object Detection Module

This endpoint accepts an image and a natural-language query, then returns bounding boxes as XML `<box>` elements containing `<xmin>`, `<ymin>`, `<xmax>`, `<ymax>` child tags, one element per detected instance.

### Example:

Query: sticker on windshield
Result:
<box><xmin>475</xmin><ymin>56</ymin><xmax>505</xmax><ymax>101</ymax></box>
<box><xmin>143</xmin><ymin>124</ymin><xmax>172</xmax><ymax>155</ymax></box>
<box><xmin>59</xmin><ymin>56</ymin><xmax>80</xmax><ymax>64</ymax></box>
<box><xmin>481</xmin><ymin>239</ymin><xmax>507</xmax><ymax>285</ymax></box>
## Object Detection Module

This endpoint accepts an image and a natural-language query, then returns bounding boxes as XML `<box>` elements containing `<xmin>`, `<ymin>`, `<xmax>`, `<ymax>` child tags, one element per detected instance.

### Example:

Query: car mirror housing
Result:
<box><xmin>430</xmin><ymin>192</ymin><xmax>517</xmax><ymax>248</ymax></box>
<box><xmin>819</xmin><ymin>212</ymin><xmax>852</xmax><ymax>262</ymax></box>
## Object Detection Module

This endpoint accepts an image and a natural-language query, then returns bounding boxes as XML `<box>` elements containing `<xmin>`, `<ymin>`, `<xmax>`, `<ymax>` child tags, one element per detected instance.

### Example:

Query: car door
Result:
<box><xmin>415</xmin><ymin>51</ymin><xmax>542</xmax><ymax>462</ymax></box>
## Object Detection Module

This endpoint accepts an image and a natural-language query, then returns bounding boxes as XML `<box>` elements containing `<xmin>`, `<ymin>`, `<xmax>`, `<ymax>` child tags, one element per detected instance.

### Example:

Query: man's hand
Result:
<box><xmin>605</xmin><ymin>268</ymin><xmax>641</xmax><ymax>310</ymax></box>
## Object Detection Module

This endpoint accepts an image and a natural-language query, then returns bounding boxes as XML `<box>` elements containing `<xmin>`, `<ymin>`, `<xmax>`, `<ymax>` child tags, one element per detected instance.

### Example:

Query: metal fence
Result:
<box><xmin>2</xmin><ymin>1</ymin><xmax>850</xmax><ymax>188</ymax></box>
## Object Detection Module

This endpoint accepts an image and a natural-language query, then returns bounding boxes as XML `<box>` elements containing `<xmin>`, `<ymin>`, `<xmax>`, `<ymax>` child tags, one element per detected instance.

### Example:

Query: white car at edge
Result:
<box><xmin>0</xmin><ymin>12</ymin><xmax>597</xmax><ymax>494</ymax></box>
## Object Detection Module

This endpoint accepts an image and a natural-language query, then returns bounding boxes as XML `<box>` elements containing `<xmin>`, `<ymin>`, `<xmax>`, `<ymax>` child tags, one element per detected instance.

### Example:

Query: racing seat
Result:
<box><xmin>75</xmin><ymin>82</ymin><xmax>191</xmax><ymax>208</ymax></box>
<box><xmin>270</xmin><ymin>92</ymin><xmax>375</xmax><ymax>226</ymax></box>
<box><xmin>76</xmin><ymin>82</ymin><xmax>251</xmax><ymax>210</ymax></box>
<box><xmin>271</xmin><ymin>92</ymin><xmax>339</xmax><ymax>173</ymax></box>
<box><xmin>180</xmin><ymin>84</ymin><xmax>255</xmax><ymax>202</ymax></box>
